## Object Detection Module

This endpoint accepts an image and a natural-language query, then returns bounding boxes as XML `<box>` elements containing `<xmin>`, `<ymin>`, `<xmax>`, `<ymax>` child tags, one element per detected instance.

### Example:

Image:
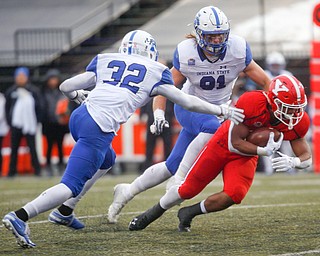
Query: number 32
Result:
<box><xmin>104</xmin><ymin>60</ymin><xmax>147</xmax><ymax>94</ymax></box>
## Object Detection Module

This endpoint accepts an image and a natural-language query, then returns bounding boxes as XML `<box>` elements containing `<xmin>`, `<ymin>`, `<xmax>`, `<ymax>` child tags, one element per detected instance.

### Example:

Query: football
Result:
<box><xmin>246</xmin><ymin>127</ymin><xmax>281</xmax><ymax>147</ymax></box>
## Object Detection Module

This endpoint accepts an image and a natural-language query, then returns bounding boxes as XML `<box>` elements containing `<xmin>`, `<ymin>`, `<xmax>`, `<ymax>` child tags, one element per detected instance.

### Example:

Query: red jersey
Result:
<box><xmin>214</xmin><ymin>91</ymin><xmax>310</xmax><ymax>152</ymax></box>
<box><xmin>236</xmin><ymin>90</ymin><xmax>310</xmax><ymax>140</ymax></box>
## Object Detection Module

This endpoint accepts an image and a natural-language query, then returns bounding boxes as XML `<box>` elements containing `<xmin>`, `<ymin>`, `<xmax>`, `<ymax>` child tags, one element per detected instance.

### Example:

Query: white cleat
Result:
<box><xmin>107</xmin><ymin>183</ymin><xmax>132</xmax><ymax>224</ymax></box>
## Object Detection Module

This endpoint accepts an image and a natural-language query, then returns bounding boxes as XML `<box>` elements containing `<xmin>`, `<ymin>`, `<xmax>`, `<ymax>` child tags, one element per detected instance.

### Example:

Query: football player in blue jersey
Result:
<box><xmin>2</xmin><ymin>29</ymin><xmax>244</xmax><ymax>248</ymax></box>
<box><xmin>107</xmin><ymin>6</ymin><xmax>272</xmax><ymax>224</ymax></box>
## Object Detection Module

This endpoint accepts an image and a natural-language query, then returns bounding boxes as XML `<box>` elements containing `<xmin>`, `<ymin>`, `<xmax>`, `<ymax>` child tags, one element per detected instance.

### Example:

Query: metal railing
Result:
<box><xmin>0</xmin><ymin>0</ymin><xmax>138</xmax><ymax>66</ymax></box>
<box><xmin>14</xmin><ymin>28</ymin><xmax>72</xmax><ymax>65</ymax></box>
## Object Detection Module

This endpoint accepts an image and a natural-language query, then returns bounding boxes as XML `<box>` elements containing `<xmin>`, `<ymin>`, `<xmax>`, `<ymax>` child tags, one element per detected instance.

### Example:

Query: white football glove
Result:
<box><xmin>70</xmin><ymin>90</ymin><xmax>90</xmax><ymax>104</ymax></box>
<box><xmin>150</xmin><ymin>109</ymin><xmax>169</xmax><ymax>135</ymax></box>
<box><xmin>257</xmin><ymin>132</ymin><xmax>284</xmax><ymax>156</ymax></box>
<box><xmin>219</xmin><ymin>103</ymin><xmax>245</xmax><ymax>125</ymax></box>
<box><xmin>271</xmin><ymin>151</ymin><xmax>301</xmax><ymax>172</ymax></box>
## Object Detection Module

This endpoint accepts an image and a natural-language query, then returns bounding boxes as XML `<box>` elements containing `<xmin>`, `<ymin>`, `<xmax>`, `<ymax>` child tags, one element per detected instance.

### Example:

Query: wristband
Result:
<box><xmin>257</xmin><ymin>146</ymin><xmax>270</xmax><ymax>156</ymax></box>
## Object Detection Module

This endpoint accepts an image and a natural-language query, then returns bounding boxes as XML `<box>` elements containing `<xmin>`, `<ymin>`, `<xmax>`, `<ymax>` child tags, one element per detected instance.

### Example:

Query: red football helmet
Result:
<box><xmin>267</xmin><ymin>74</ymin><xmax>307</xmax><ymax>130</ymax></box>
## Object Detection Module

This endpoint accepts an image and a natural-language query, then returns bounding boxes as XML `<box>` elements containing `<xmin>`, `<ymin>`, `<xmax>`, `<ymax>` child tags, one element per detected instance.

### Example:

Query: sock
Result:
<box><xmin>200</xmin><ymin>200</ymin><xmax>208</xmax><ymax>213</ymax></box>
<box><xmin>160</xmin><ymin>185</ymin><xmax>184</xmax><ymax>210</ymax></box>
<box><xmin>185</xmin><ymin>202</ymin><xmax>204</xmax><ymax>217</ymax></box>
<box><xmin>129</xmin><ymin>162</ymin><xmax>172</xmax><ymax>196</ymax></box>
<box><xmin>15</xmin><ymin>208</ymin><xmax>29</xmax><ymax>222</ymax></box>
<box><xmin>63</xmin><ymin>168</ymin><xmax>111</xmax><ymax>210</ymax></box>
<box><xmin>147</xmin><ymin>203</ymin><xmax>166</xmax><ymax>220</ymax></box>
<box><xmin>57</xmin><ymin>204</ymin><xmax>73</xmax><ymax>216</ymax></box>
<box><xmin>23</xmin><ymin>183</ymin><xmax>73</xmax><ymax>219</ymax></box>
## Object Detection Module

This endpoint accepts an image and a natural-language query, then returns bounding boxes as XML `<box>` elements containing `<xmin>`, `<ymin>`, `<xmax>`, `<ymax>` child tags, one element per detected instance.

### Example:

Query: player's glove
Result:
<box><xmin>70</xmin><ymin>90</ymin><xmax>89</xmax><ymax>104</ymax></box>
<box><xmin>150</xmin><ymin>109</ymin><xmax>169</xmax><ymax>135</ymax></box>
<box><xmin>257</xmin><ymin>132</ymin><xmax>284</xmax><ymax>156</ymax></box>
<box><xmin>219</xmin><ymin>103</ymin><xmax>245</xmax><ymax>125</ymax></box>
<box><xmin>271</xmin><ymin>151</ymin><xmax>301</xmax><ymax>172</ymax></box>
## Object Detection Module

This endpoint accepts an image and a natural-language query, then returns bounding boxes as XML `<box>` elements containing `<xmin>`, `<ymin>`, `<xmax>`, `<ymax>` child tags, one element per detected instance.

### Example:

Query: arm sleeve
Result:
<box><xmin>86</xmin><ymin>55</ymin><xmax>98</xmax><ymax>75</ymax></box>
<box><xmin>245</xmin><ymin>42</ymin><xmax>253</xmax><ymax>66</ymax></box>
<box><xmin>172</xmin><ymin>47</ymin><xmax>180</xmax><ymax>71</ymax></box>
<box><xmin>59</xmin><ymin>72</ymin><xmax>96</xmax><ymax>98</ymax></box>
<box><xmin>150</xmin><ymin>68</ymin><xmax>174</xmax><ymax>96</ymax></box>
<box><xmin>154</xmin><ymin>83</ymin><xmax>221</xmax><ymax>116</ymax></box>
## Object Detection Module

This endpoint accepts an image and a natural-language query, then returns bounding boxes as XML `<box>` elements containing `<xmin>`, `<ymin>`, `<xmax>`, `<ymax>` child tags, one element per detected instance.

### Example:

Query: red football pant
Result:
<box><xmin>178</xmin><ymin>137</ymin><xmax>258</xmax><ymax>204</ymax></box>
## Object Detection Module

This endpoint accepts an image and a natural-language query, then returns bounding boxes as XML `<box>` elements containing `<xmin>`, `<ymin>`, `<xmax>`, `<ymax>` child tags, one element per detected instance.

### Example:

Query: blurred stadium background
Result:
<box><xmin>0</xmin><ymin>0</ymin><xmax>319</xmax><ymax>175</ymax></box>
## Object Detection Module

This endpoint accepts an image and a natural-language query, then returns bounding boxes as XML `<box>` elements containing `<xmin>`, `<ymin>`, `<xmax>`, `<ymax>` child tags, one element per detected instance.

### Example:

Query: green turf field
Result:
<box><xmin>0</xmin><ymin>171</ymin><xmax>320</xmax><ymax>256</ymax></box>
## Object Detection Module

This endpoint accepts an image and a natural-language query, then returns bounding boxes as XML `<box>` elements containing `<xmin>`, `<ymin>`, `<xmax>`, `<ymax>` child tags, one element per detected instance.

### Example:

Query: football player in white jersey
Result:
<box><xmin>107</xmin><ymin>6</ymin><xmax>272</xmax><ymax>224</ymax></box>
<box><xmin>2</xmin><ymin>30</ymin><xmax>244</xmax><ymax>248</ymax></box>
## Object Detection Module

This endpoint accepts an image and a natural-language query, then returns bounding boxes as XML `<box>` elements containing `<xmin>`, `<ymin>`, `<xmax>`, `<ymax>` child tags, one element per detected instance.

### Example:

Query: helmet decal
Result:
<box><xmin>272</xmin><ymin>78</ymin><xmax>289</xmax><ymax>96</ymax></box>
<box><xmin>119</xmin><ymin>30</ymin><xmax>159</xmax><ymax>61</ymax></box>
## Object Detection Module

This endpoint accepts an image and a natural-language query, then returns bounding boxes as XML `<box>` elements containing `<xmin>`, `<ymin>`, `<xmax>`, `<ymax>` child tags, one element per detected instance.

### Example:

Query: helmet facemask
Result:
<box><xmin>273</xmin><ymin>97</ymin><xmax>307</xmax><ymax>130</ymax></box>
<box><xmin>196</xmin><ymin>29</ymin><xmax>229</xmax><ymax>56</ymax></box>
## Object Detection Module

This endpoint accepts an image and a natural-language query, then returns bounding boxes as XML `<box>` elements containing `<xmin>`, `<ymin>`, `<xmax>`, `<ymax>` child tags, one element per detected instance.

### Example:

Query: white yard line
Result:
<box><xmin>270</xmin><ymin>249</ymin><xmax>320</xmax><ymax>256</ymax></box>
<box><xmin>0</xmin><ymin>201</ymin><xmax>319</xmax><ymax>228</ymax></box>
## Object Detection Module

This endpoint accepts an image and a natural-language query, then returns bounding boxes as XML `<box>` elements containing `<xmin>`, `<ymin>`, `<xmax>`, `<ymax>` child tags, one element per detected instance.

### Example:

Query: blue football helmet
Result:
<box><xmin>194</xmin><ymin>6</ymin><xmax>230</xmax><ymax>57</ymax></box>
<box><xmin>119</xmin><ymin>30</ymin><xmax>159</xmax><ymax>61</ymax></box>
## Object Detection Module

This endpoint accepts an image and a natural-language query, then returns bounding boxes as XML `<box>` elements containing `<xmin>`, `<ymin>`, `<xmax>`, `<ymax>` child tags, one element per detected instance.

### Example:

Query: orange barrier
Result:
<box><xmin>1</xmin><ymin>132</ymin><xmax>33</xmax><ymax>176</ymax></box>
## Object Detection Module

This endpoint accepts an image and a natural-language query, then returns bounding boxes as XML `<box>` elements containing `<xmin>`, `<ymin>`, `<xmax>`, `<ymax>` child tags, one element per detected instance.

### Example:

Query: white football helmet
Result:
<box><xmin>119</xmin><ymin>30</ymin><xmax>158</xmax><ymax>61</ymax></box>
<box><xmin>194</xmin><ymin>6</ymin><xmax>230</xmax><ymax>56</ymax></box>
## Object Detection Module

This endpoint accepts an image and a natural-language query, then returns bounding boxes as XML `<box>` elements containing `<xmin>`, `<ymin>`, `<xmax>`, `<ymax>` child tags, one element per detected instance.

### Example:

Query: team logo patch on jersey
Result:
<box><xmin>188</xmin><ymin>59</ymin><xmax>195</xmax><ymax>65</ymax></box>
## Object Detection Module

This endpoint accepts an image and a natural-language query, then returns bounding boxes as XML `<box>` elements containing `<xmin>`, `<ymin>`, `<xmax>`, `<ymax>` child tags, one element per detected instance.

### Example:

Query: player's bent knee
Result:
<box><xmin>225</xmin><ymin>186</ymin><xmax>248</xmax><ymax>204</ymax></box>
<box><xmin>61</xmin><ymin>175</ymin><xmax>85</xmax><ymax>197</ymax></box>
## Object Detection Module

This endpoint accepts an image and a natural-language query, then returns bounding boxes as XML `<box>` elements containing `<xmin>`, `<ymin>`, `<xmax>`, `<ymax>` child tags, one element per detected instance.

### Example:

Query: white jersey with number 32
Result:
<box><xmin>85</xmin><ymin>53</ymin><xmax>173</xmax><ymax>133</ymax></box>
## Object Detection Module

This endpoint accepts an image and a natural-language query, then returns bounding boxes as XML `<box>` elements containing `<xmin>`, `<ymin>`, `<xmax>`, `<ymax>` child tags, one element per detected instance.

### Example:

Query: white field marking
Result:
<box><xmin>1</xmin><ymin>201</ymin><xmax>319</xmax><ymax>229</ymax></box>
<box><xmin>270</xmin><ymin>249</ymin><xmax>320</xmax><ymax>256</ymax></box>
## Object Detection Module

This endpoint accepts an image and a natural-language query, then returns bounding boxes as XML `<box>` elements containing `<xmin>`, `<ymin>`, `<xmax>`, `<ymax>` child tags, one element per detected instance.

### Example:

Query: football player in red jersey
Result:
<box><xmin>128</xmin><ymin>74</ymin><xmax>312</xmax><ymax>232</ymax></box>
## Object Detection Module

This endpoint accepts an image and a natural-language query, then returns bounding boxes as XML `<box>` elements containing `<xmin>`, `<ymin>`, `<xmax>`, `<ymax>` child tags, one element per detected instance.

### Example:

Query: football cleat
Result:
<box><xmin>177</xmin><ymin>207</ymin><xmax>194</xmax><ymax>232</ymax></box>
<box><xmin>128</xmin><ymin>203</ymin><xmax>165</xmax><ymax>231</ymax></box>
<box><xmin>48</xmin><ymin>209</ymin><xmax>84</xmax><ymax>230</ymax></box>
<box><xmin>107</xmin><ymin>183</ymin><xmax>133</xmax><ymax>224</ymax></box>
<box><xmin>2</xmin><ymin>212</ymin><xmax>36</xmax><ymax>248</ymax></box>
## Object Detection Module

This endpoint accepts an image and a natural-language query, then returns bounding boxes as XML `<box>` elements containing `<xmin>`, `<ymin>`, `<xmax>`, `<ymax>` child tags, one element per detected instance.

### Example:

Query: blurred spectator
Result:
<box><xmin>41</xmin><ymin>69</ymin><xmax>68</xmax><ymax>176</ymax></box>
<box><xmin>0</xmin><ymin>92</ymin><xmax>9</xmax><ymax>175</ymax></box>
<box><xmin>265</xmin><ymin>51</ymin><xmax>293</xmax><ymax>78</ymax></box>
<box><xmin>140</xmin><ymin>99</ymin><xmax>174</xmax><ymax>172</ymax></box>
<box><xmin>5</xmin><ymin>67</ymin><xmax>42</xmax><ymax>177</ymax></box>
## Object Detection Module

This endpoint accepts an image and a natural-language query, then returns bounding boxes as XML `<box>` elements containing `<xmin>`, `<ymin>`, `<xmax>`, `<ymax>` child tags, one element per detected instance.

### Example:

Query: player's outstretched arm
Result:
<box><xmin>59</xmin><ymin>71</ymin><xmax>96</xmax><ymax>104</ymax></box>
<box><xmin>154</xmin><ymin>84</ymin><xmax>244</xmax><ymax>124</ymax></box>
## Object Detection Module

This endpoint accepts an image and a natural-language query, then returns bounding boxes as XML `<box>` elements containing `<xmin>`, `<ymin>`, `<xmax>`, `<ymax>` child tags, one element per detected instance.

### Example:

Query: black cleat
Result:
<box><xmin>129</xmin><ymin>203</ymin><xmax>165</xmax><ymax>231</ymax></box>
<box><xmin>177</xmin><ymin>207</ymin><xmax>194</xmax><ymax>232</ymax></box>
